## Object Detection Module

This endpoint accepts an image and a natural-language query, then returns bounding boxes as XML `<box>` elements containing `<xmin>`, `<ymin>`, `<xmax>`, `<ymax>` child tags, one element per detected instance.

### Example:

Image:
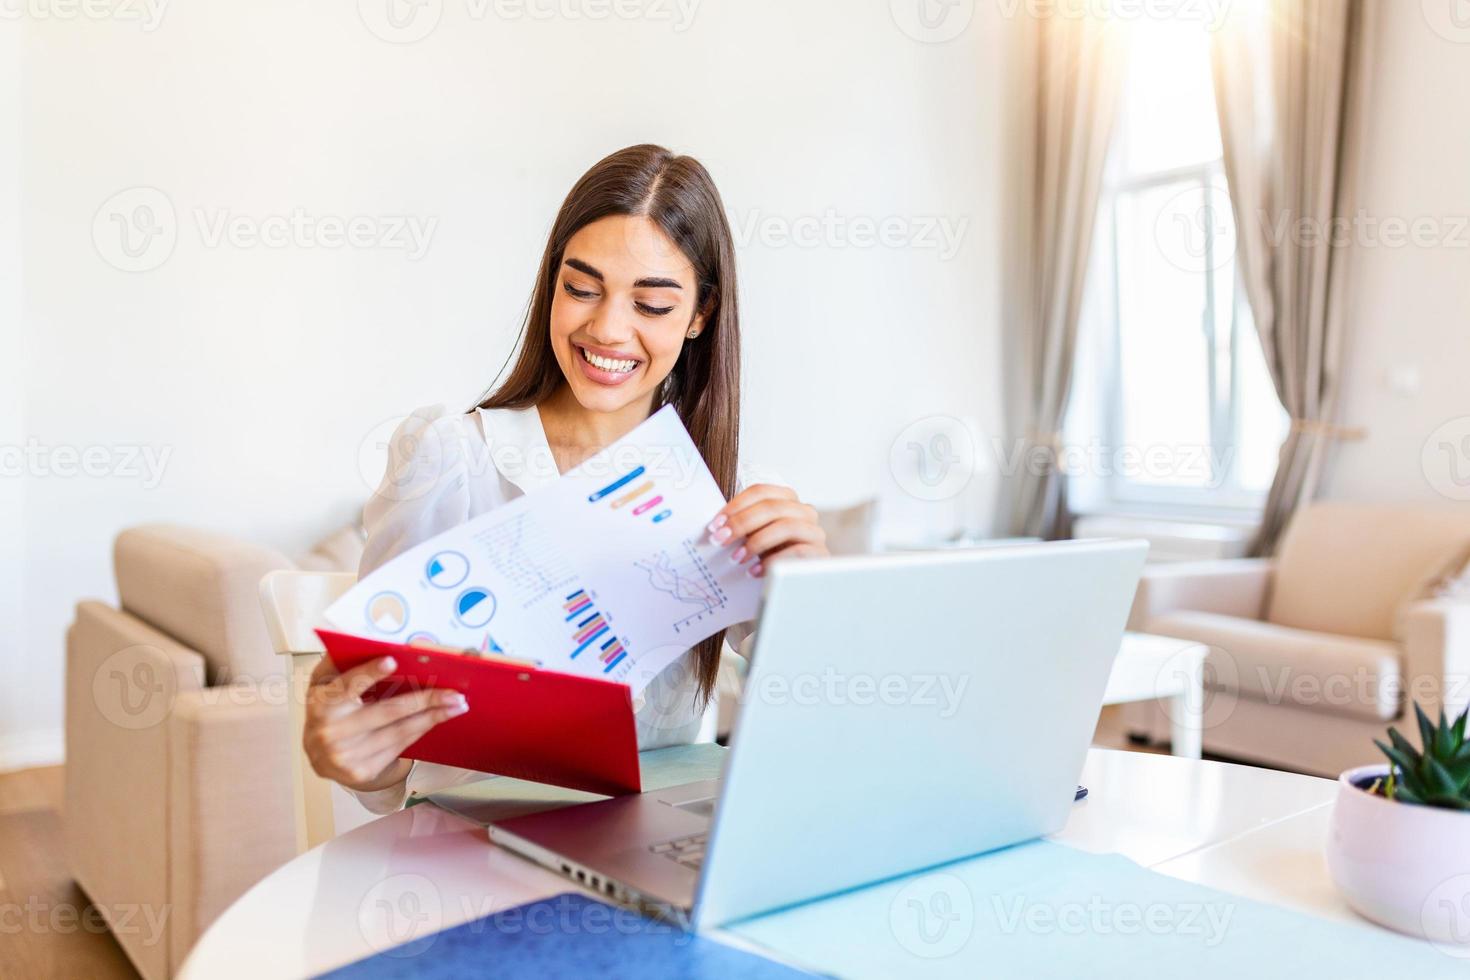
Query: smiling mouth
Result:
<box><xmin>577</xmin><ymin>345</ymin><xmax>641</xmax><ymax>375</ymax></box>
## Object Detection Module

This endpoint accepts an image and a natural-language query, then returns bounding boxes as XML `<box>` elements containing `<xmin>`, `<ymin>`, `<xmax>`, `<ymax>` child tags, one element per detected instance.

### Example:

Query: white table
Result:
<box><xmin>180</xmin><ymin>750</ymin><xmax>1366</xmax><ymax>979</ymax></box>
<box><xmin>1104</xmin><ymin>632</ymin><xmax>1207</xmax><ymax>759</ymax></box>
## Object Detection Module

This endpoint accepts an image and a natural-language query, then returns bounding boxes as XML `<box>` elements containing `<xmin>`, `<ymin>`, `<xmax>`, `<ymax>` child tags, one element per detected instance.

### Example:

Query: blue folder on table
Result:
<box><xmin>314</xmin><ymin>892</ymin><xmax>811</xmax><ymax>980</ymax></box>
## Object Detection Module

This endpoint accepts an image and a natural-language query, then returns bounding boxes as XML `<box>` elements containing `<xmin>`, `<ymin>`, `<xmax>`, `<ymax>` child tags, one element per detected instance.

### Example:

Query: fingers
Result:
<box><xmin>339</xmin><ymin>656</ymin><xmax>401</xmax><ymax>700</ymax></box>
<box><xmin>709</xmin><ymin>483</ymin><xmax>797</xmax><ymax>533</ymax></box>
<box><xmin>329</xmin><ymin>687</ymin><xmax>467</xmax><ymax>740</ymax></box>
<box><xmin>738</xmin><ymin>517</ymin><xmax>827</xmax><ymax>562</ymax></box>
<box><xmin>304</xmin><ymin>687</ymin><xmax>468</xmax><ymax>790</ymax></box>
<box><xmin>711</xmin><ymin>497</ymin><xmax>815</xmax><ymax>545</ymax></box>
<box><xmin>353</xmin><ymin>701</ymin><xmax>469</xmax><ymax>764</ymax></box>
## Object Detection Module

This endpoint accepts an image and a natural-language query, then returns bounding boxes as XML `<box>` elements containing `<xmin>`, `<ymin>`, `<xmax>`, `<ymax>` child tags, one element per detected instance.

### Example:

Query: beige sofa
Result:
<box><xmin>1126</xmin><ymin>502</ymin><xmax>1470</xmax><ymax>776</ymax></box>
<box><xmin>65</xmin><ymin>523</ymin><xmax>360</xmax><ymax>980</ymax></box>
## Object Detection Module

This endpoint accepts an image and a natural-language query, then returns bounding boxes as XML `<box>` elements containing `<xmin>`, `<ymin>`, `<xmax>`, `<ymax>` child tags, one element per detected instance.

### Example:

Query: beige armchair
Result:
<box><xmin>1125</xmin><ymin>502</ymin><xmax>1470</xmax><ymax>776</ymax></box>
<box><xmin>65</xmin><ymin>523</ymin><xmax>360</xmax><ymax>979</ymax></box>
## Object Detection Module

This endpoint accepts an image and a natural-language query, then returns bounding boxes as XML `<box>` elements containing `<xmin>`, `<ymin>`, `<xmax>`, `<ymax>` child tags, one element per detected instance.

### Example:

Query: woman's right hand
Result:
<box><xmin>304</xmin><ymin>654</ymin><xmax>469</xmax><ymax>793</ymax></box>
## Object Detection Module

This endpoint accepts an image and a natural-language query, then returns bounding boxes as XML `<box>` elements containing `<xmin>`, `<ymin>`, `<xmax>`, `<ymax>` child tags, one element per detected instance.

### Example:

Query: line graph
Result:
<box><xmin>471</xmin><ymin>512</ymin><xmax>576</xmax><ymax>608</ymax></box>
<box><xmin>633</xmin><ymin>540</ymin><xmax>731</xmax><ymax>634</ymax></box>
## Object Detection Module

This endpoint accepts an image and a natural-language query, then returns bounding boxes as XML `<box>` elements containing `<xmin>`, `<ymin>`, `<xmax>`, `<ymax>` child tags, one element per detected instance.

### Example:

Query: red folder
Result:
<box><xmin>316</xmin><ymin>629</ymin><xmax>641</xmax><ymax>796</ymax></box>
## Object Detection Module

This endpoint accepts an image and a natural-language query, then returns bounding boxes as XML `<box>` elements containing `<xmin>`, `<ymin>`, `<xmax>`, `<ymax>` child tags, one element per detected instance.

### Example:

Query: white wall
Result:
<box><xmin>1324</xmin><ymin>9</ymin><xmax>1470</xmax><ymax>507</ymax></box>
<box><xmin>6</xmin><ymin>1</ymin><xmax>1011</xmax><ymax>765</ymax></box>
<box><xmin>1</xmin><ymin>23</ymin><xmax>34</xmax><ymax>765</ymax></box>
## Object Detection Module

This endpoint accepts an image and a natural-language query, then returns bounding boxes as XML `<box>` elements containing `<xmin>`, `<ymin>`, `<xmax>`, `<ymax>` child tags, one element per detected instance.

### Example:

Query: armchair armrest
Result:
<box><xmin>166</xmin><ymin>688</ymin><xmax>295</xmax><ymax>973</ymax></box>
<box><xmin>65</xmin><ymin>600</ymin><xmax>209</xmax><ymax>980</ymax></box>
<box><xmin>1127</xmin><ymin>558</ymin><xmax>1275</xmax><ymax>630</ymax></box>
<box><xmin>1402</xmin><ymin>598</ymin><xmax>1470</xmax><ymax>723</ymax></box>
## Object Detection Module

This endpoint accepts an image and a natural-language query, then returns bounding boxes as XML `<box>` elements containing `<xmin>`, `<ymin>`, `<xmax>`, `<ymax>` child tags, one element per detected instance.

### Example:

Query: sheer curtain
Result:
<box><xmin>1005</xmin><ymin>12</ymin><xmax>1128</xmax><ymax>540</ymax></box>
<box><xmin>1211</xmin><ymin>0</ymin><xmax>1375</xmax><ymax>555</ymax></box>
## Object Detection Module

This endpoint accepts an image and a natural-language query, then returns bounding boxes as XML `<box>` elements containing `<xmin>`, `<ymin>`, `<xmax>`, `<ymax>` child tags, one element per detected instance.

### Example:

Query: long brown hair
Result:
<box><xmin>476</xmin><ymin>144</ymin><xmax>741</xmax><ymax>705</ymax></box>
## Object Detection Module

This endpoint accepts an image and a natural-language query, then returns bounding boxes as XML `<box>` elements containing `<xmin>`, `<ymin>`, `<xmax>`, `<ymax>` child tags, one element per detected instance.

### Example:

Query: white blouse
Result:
<box><xmin>350</xmin><ymin>403</ymin><xmax>761</xmax><ymax>814</ymax></box>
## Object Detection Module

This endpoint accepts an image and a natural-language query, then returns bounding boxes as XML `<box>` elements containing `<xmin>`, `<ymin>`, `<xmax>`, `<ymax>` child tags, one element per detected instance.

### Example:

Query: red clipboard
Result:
<box><xmin>316</xmin><ymin>629</ymin><xmax>641</xmax><ymax>796</ymax></box>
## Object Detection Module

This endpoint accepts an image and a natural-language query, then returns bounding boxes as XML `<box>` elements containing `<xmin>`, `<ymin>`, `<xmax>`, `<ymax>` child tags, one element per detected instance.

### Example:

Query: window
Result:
<box><xmin>1068</xmin><ymin>16</ymin><xmax>1287</xmax><ymax>513</ymax></box>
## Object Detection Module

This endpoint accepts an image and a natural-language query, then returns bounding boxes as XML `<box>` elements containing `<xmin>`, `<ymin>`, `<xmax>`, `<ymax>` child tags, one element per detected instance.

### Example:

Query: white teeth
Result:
<box><xmin>581</xmin><ymin>347</ymin><xmax>637</xmax><ymax>374</ymax></box>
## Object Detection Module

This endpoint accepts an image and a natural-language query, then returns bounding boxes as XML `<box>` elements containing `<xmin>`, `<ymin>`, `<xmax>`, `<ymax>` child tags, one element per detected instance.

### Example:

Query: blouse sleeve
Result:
<box><xmin>359</xmin><ymin>405</ymin><xmax>474</xmax><ymax>578</ymax></box>
<box><xmin>349</xmin><ymin>405</ymin><xmax>476</xmax><ymax>814</ymax></box>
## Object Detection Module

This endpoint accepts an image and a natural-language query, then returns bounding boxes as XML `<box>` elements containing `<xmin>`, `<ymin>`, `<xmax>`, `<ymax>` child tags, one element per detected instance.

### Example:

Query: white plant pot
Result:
<box><xmin>1326</xmin><ymin>763</ymin><xmax>1470</xmax><ymax>951</ymax></box>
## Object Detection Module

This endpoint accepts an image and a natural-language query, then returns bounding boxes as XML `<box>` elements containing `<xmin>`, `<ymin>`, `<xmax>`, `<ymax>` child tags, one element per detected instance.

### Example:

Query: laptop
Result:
<box><xmin>488</xmin><ymin>539</ymin><xmax>1148</xmax><ymax>929</ymax></box>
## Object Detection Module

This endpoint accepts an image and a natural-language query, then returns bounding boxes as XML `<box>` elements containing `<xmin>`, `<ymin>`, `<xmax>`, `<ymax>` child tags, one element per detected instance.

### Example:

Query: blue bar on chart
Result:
<box><xmin>587</xmin><ymin>466</ymin><xmax>646</xmax><ymax>503</ymax></box>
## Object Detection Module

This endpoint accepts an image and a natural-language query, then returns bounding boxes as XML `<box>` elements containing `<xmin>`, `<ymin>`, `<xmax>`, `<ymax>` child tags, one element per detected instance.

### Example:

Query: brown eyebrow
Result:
<box><xmin>563</xmin><ymin>257</ymin><xmax>683</xmax><ymax>291</ymax></box>
<box><xmin>564</xmin><ymin>257</ymin><xmax>603</xmax><ymax>281</ymax></box>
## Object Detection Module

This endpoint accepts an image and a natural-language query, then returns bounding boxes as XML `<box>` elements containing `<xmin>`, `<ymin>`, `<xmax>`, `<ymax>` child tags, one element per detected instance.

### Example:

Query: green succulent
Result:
<box><xmin>1374</xmin><ymin>703</ymin><xmax>1470</xmax><ymax>811</ymax></box>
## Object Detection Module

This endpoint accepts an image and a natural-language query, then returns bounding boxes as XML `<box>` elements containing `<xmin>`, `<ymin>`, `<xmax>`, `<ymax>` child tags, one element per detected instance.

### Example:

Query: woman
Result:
<box><xmin>304</xmin><ymin>145</ymin><xmax>829</xmax><ymax>812</ymax></box>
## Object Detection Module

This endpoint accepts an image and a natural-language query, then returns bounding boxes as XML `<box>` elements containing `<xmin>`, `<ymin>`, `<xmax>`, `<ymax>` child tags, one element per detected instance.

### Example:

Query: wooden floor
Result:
<box><xmin>0</xmin><ymin>767</ymin><xmax>141</xmax><ymax>980</ymax></box>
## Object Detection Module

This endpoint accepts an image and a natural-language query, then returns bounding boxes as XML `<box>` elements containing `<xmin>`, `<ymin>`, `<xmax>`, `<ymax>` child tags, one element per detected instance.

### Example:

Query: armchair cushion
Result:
<box><xmin>1267</xmin><ymin>502</ymin><xmax>1470</xmax><ymax>643</ymax></box>
<box><xmin>115</xmin><ymin>524</ymin><xmax>293</xmax><ymax>683</ymax></box>
<box><xmin>1145</xmin><ymin>610</ymin><xmax>1402</xmax><ymax>722</ymax></box>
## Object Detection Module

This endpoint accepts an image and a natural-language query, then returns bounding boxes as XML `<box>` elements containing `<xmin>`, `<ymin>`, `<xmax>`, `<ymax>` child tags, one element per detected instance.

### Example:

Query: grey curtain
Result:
<box><xmin>1212</xmin><ymin>0</ymin><xmax>1375</xmax><ymax>555</ymax></box>
<box><xmin>1006</xmin><ymin>13</ymin><xmax>1128</xmax><ymax>540</ymax></box>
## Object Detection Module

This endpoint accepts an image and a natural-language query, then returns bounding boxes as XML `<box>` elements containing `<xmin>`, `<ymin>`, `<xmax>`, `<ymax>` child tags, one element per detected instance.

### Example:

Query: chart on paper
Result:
<box><xmin>633</xmin><ymin>539</ymin><xmax>734</xmax><ymax>634</ymax></box>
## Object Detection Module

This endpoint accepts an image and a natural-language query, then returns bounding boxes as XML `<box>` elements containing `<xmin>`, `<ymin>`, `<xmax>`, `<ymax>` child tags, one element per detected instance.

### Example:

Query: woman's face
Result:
<box><xmin>549</xmin><ymin>214</ymin><xmax>704</xmax><ymax>416</ymax></box>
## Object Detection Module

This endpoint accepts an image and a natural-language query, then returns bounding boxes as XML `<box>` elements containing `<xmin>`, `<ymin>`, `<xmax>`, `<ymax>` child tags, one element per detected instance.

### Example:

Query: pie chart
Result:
<box><xmin>455</xmin><ymin>587</ymin><xmax>497</xmax><ymax>628</ymax></box>
<box><xmin>425</xmin><ymin>551</ymin><xmax>469</xmax><ymax>589</ymax></box>
<box><xmin>366</xmin><ymin>592</ymin><xmax>408</xmax><ymax>634</ymax></box>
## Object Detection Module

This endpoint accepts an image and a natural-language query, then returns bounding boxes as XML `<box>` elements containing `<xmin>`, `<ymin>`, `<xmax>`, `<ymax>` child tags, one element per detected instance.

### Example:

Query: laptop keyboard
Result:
<box><xmin>649</xmin><ymin>831</ymin><xmax>708</xmax><ymax>869</ymax></box>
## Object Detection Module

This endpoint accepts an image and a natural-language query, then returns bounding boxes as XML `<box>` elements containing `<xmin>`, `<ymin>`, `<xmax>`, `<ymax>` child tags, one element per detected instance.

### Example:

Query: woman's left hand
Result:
<box><xmin>707</xmin><ymin>484</ymin><xmax>828</xmax><ymax>577</ymax></box>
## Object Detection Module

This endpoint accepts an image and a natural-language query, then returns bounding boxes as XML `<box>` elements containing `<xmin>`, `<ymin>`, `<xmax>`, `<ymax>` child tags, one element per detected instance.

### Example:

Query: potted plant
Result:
<box><xmin>1327</xmin><ymin>702</ymin><xmax>1470</xmax><ymax>949</ymax></box>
